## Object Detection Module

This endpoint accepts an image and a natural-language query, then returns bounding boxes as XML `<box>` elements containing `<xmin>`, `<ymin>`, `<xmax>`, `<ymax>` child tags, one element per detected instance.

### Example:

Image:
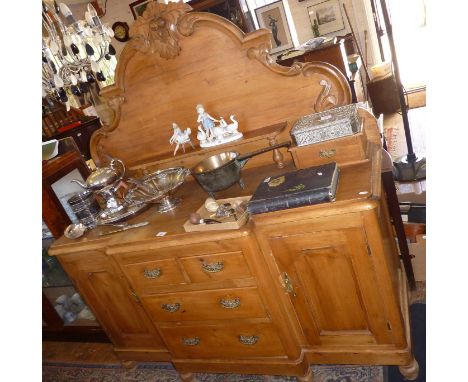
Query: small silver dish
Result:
<box><xmin>64</xmin><ymin>223</ymin><xmax>87</xmax><ymax>239</ymax></box>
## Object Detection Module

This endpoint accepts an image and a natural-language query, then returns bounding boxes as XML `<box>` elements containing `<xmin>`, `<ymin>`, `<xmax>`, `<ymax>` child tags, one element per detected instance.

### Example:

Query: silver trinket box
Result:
<box><xmin>290</xmin><ymin>104</ymin><xmax>362</xmax><ymax>147</ymax></box>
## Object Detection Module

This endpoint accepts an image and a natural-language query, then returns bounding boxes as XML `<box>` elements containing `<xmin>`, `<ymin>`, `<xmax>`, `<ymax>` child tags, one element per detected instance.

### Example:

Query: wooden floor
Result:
<box><xmin>43</xmin><ymin>341</ymin><xmax>120</xmax><ymax>364</ymax></box>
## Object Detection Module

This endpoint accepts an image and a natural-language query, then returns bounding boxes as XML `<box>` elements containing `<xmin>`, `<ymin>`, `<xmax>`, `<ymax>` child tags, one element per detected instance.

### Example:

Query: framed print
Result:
<box><xmin>130</xmin><ymin>0</ymin><xmax>151</xmax><ymax>20</ymax></box>
<box><xmin>307</xmin><ymin>0</ymin><xmax>345</xmax><ymax>36</ymax></box>
<box><xmin>255</xmin><ymin>1</ymin><xmax>294</xmax><ymax>54</ymax></box>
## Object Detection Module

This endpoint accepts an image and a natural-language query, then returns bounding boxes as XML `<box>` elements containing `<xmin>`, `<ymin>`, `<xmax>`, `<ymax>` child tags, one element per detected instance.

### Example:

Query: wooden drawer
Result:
<box><xmin>289</xmin><ymin>129</ymin><xmax>367</xmax><ymax>168</ymax></box>
<box><xmin>159</xmin><ymin>322</ymin><xmax>286</xmax><ymax>359</ymax></box>
<box><xmin>179</xmin><ymin>251</ymin><xmax>251</xmax><ymax>283</ymax></box>
<box><xmin>142</xmin><ymin>287</ymin><xmax>268</xmax><ymax>322</ymax></box>
<box><xmin>121</xmin><ymin>258</ymin><xmax>187</xmax><ymax>293</ymax></box>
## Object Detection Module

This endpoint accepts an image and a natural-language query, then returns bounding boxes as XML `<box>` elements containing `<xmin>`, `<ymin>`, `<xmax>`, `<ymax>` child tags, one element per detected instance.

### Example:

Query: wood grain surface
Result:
<box><xmin>91</xmin><ymin>4</ymin><xmax>351</xmax><ymax>168</ymax></box>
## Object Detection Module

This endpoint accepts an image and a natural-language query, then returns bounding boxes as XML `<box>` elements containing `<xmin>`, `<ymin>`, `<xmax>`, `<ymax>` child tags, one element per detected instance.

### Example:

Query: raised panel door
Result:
<box><xmin>58</xmin><ymin>252</ymin><xmax>166</xmax><ymax>350</ymax></box>
<box><xmin>268</xmin><ymin>227</ymin><xmax>393</xmax><ymax>346</ymax></box>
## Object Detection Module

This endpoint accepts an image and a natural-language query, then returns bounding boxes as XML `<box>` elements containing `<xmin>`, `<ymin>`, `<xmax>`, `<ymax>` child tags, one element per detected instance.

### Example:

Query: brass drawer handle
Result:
<box><xmin>319</xmin><ymin>148</ymin><xmax>336</xmax><ymax>158</ymax></box>
<box><xmin>202</xmin><ymin>261</ymin><xmax>224</xmax><ymax>273</ymax></box>
<box><xmin>144</xmin><ymin>268</ymin><xmax>161</xmax><ymax>279</ymax></box>
<box><xmin>281</xmin><ymin>272</ymin><xmax>296</xmax><ymax>297</ymax></box>
<box><xmin>182</xmin><ymin>337</ymin><xmax>200</xmax><ymax>346</ymax></box>
<box><xmin>219</xmin><ymin>297</ymin><xmax>240</xmax><ymax>309</ymax></box>
<box><xmin>161</xmin><ymin>303</ymin><xmax>180</xmax><ymax>313</ymax></box>
<box><xmin>239</xmin><ymin>335</ymin><xmax>259</xmax><ymax>345</ymax></box>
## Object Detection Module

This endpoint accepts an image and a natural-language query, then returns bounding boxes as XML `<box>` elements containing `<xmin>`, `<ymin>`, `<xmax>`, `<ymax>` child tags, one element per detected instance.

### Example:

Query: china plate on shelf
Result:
<box><xmin>97</xmin><ymin>202</ymin><xmax>150</xmax><ymax>224</ymax></box>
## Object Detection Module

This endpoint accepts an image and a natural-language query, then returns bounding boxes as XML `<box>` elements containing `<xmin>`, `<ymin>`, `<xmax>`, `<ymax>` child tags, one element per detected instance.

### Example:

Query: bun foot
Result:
<box><xmin>121</xmin><ymin>360</ymin><xmax>136</xmax><ymax>369</ymax></box>
<box><xmin>297</xmin><ymin>368</ymin><xmax>314</xmax><ymax>382</ymax></box>
<box><xmin>399</xmin><ymin>357</ymin><xmax>419</xmax><ymax>380</ymax></box>
<box><xmin>179</xmin><ymin>372</ymin><xmax>197</xmax><ymax>382</ymax></box>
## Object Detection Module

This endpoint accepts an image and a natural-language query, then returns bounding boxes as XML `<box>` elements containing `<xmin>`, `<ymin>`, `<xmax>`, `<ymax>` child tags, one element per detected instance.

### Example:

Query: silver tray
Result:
<box><xmin>97</xmin><ymin>202</ymin><xmax>150</xmax><ymax>224</ymax></box>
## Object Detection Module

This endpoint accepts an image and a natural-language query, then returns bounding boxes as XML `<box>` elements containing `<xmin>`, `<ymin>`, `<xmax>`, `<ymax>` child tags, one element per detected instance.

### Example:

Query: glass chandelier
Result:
<box><xmin>42</xmin><ymin>1</ymin><xmax>117</xmax><ymax>109</ymax></box>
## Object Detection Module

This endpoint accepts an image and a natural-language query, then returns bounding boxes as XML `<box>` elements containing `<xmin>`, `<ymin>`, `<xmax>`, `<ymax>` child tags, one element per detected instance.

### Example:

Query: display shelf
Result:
<box><xmin>42</xmin><ymin>286</ymin><xmax>99</xmax><ymax>327</ymax></box>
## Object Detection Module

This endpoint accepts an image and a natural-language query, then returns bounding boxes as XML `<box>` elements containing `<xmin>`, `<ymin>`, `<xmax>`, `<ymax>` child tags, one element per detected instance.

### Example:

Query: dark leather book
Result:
<box><xmin>247</xmin><ymin>162</ymin><xmax>339</xmax><ymax>215</ymax></box>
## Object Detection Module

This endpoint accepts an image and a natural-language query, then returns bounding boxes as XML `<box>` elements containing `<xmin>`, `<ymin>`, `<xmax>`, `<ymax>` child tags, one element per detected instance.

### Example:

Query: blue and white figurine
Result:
<box><xmin>195</xmin><ymin>104</ymin><xmax>242</xmax><ymax>148</ymax></box>
<box><xmin>169</xmin><ymin>123</ymin><xmax>194</xmax><ymax>156</ymax></box>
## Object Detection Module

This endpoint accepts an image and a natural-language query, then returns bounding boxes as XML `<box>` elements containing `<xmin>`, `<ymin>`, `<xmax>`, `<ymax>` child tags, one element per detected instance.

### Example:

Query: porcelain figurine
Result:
<box><xmin>170</xmin><ymin>123</ymin><xmax>194</xmax><ymax>156</ymax></box>
<box><xmin>195</xmin><ymin>104</ymin><xmax>243</xmax><ymax>148</ymax></box>
<box><xmin>196</xmin><ymin>104</ymin><xmax>219</xmax><ymax>139</ymax></box>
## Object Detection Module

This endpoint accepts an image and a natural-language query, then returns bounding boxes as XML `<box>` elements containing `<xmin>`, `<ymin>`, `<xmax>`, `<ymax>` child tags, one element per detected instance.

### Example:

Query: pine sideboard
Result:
<box><xmin>49</xmin><ymin>132</ymin><xmax>418</xmax><ymax>381</ymax></box>
<box><xmin>48</xmin><ymin>3</ymin><xmax>418</xmax><ymax>380</ymax></box>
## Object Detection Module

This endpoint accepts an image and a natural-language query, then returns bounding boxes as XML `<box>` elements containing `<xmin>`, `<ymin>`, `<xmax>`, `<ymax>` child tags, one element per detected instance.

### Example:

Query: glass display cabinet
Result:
<box><xmin>42</xmin><ymin>137</ymin><xmax>109</xmax><ymax>342</ymax></box>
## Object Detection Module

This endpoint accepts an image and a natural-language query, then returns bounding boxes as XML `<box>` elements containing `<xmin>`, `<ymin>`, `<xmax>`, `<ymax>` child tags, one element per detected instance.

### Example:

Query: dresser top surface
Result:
<box><xmin>49</xmin><ymin>156</ymin><xmax>377</xmax><ymax>256</ymax></box>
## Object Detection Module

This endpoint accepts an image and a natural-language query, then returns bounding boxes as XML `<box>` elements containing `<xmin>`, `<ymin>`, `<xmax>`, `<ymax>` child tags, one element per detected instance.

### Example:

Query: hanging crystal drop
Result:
<box><xmin>104</xmin><ymin>24</ymin><xmax>114</xmax><ymax>38</ymax></box>
<box><xmin>104</xmin><ymin>53</ymin><xmax>111</xmax><ymax>60</ymax></box>
<box><xmin>79</xmin><ymin>82</ymin><xmax>89</xmax><ymax>93</ymax></box>
<box><xmin>85</xmin><ymin>11</ymin><xmax>95</xmax><ymax>27</ymax></box>
<box><xmin>49</xmin><ymin>40</ymin><xmax>59</xmax><ymax>55</ymax></box>
<box><xmin>58</xmin><ymin>87</ymin><xmax>68</xmax><ymax>102</ymax></box>
<box><xmin>90</xmin><ymin>59</ymin><xmax>99</xmax><ymax>72</ymax></box>
<box><xmin>50</xmin><ymin>61</ymin><xmax>57</xmax><ymax>74</ymax></box>
<box><xmin>92</xmin><ymin>35</ymin><xmax>103</xmax><ymax>47</ymax></box>
<box><xmin>71</xmin><ymin>33</ymin><xmax>81</xmax><ymax>45</ymax></box>
<box><xmin>108</xmin><ymin>44</ymin><xmax>116</xmax><ymax>56</ymax></box>
<box><xmin>53</xmin><ymin>74</ymin><xmax>64</xmax><ymax>88</ymax></box>
<box><xmin>96</xmin><ymin>71</ymin><xmax>106</xmax><ymax>81</ymax></box>
<box><xmin>65</xmin><ymin>101</ymin><xmax>71</xmax><ymax>112</ymax></box>
<box><xmin>83</xmin><ymin>26</ymin><xmax>93</xmax><ymax>37</ymax></box>
<box><xmin>80</xmin><ymin>70</ymin><xmax>87</xmax><ymax>83</ymax></box>
<box><xmin>109</xmin><ymin>58</ymin><xmax>117</xmax><ymax>71</ymax></box>
<box><xmin>63</xmin><ymin>35</ymin><xmax>72</xmax><ymax>47</ymax></box>
<box><xmin>70</xmin><ymin>74</ymin><xmax>78</xmax><ymax>85</ymax></box>
<box><xmin>86</xmin><ymin>72</ymin><xmax>96</xmax><ymax>83</ymax></box>
<box><xmin>85</xmin><ymin>43</ymin><xmax>95</xmax><ymax>56</ymax></box>
<box><xmin>71</xmin><ymin>85</ymin><xmax>81</xmax><ymax>96</ymax></box>
<box><xmin>61</xmin><ymin>45</ymin><xmax>68</xmax><ymax>56</ymax></box>
<box><xmin>71</xmin><ymin>43</ymin><xmax>80</xmax><ymax>55</ymax></box>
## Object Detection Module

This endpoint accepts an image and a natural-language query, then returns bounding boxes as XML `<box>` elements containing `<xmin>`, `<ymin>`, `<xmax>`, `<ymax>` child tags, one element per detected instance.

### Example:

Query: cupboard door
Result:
<box><xmin>59</xmin><ymin>252</ymin><xmax>165</xmax><ymax>349</ymax></box>
<box><xmin>269</xmin><ymin>227</ymin><xmax>393</xmax><ymax>346</ymax></box>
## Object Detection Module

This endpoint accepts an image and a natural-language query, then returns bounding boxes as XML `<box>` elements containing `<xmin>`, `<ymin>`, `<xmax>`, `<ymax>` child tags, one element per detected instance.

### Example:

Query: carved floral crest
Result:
<box><xmin>129</xmin><ymin>1</ymin><xmax>192</xmax><ymax>59</ymax></box>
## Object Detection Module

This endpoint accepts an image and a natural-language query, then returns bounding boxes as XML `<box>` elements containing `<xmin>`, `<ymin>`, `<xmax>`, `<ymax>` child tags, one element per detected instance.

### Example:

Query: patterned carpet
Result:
<box><xmin>42</xmin><ymin>362</ymin><xmax>383</xmax><ymax>382</ymax></box>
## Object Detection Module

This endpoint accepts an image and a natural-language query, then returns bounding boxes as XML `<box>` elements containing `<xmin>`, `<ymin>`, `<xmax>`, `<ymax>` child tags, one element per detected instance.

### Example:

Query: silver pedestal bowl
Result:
<box><xmin>126</xmin><ymin>167</ymin><xmax>190</xmax><ymax>213</ymax></box>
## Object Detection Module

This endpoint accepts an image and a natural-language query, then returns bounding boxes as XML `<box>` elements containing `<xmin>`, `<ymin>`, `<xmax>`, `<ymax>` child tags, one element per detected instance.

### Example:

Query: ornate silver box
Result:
<box><xmin>290</xmin><ymin>104</ymin><xmax>361</xmax><ymax>147</ymax></box>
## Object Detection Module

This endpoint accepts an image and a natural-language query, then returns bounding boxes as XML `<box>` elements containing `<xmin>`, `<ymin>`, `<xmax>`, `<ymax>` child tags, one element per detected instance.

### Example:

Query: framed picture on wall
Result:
<box><xmin>255</xmin><ymin>1</ymin><xmax>294</xmax><ymax>54</ymax></box>
<box><xmin>129</xmin><ymin>0</ymin><xmax>151</xmax><ymax>20</ymax></box>
<box><xmin>307</xmin><ymin>0</ymin><xmax>345</xmax><ymax>36</ymax></box>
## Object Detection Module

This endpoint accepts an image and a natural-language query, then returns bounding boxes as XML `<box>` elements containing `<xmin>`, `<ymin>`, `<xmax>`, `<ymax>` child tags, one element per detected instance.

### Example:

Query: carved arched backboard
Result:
<box><xmin>91</xmin><ymin>1</ymin><xmax>351</xmax><ymax>168</ymax></box>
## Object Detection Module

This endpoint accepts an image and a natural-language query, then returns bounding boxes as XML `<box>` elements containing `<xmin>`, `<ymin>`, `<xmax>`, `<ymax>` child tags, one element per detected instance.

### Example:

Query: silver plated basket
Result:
<box><xmin>291</xmin><ymin>104</ymin><xmax>362</xmax><ymax>147</ymax></box>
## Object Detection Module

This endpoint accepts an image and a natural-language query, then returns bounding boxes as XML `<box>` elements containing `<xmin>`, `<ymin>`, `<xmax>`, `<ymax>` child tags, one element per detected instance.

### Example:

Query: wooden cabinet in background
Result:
<box><xmin>277</xmin><ymin>40</ymin><xmax>366</xmax><ymax>103</ymax></box>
